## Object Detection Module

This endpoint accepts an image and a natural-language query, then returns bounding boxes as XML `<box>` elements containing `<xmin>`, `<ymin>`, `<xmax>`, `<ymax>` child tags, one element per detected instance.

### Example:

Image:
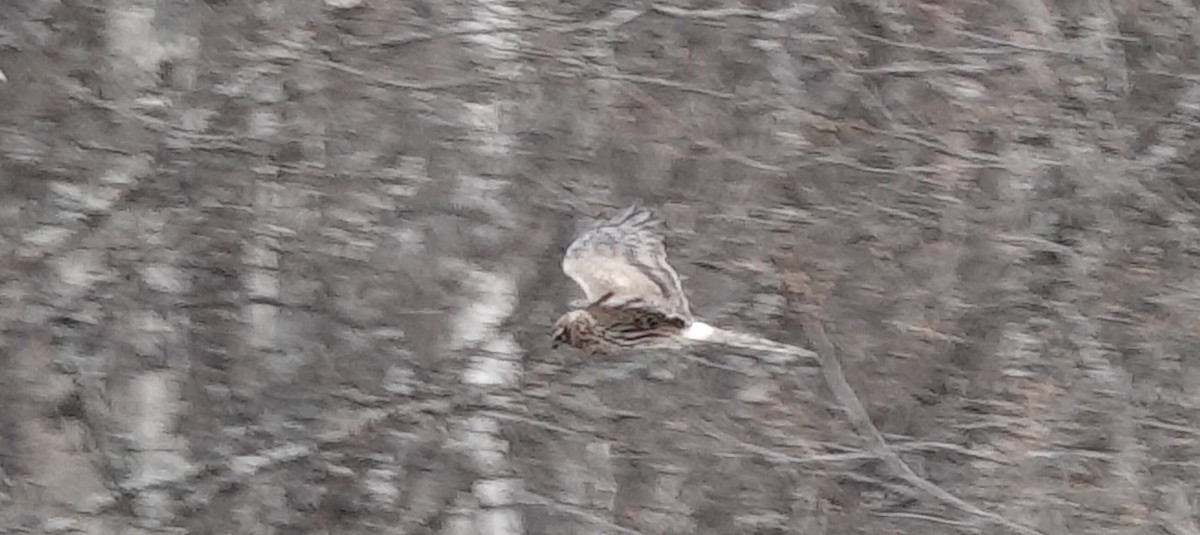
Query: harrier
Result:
<box><xmin>551</xmin><ymin>205</ymin><xmax>804</xmax><ymax>356</ymax></box>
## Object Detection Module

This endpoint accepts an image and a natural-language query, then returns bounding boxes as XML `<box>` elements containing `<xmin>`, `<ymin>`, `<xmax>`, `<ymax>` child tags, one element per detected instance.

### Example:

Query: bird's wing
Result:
<box><xmin>561</xmin><ymin>205</ymin><xmax>692</xmax><ymax>319</ymax></box>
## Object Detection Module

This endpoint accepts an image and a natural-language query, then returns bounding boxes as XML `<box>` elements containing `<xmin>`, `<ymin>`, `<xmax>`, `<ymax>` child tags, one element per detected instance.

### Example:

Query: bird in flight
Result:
<box><xmin>551</xmin><ymin>205</ymin><xmax>809</xmax><ymax>357</ymax></box>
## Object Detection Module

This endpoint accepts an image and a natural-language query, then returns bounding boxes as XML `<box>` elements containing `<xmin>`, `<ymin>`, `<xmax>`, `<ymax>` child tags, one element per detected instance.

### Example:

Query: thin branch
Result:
<box><xmin>952</xmin><ymin>29</ymin><xmax>1105</xmax><ymax>57</ymax></box>
<box><xmin>604</xmin><ymin>72</ymin><xmax>736</xmax><ymax>99</ymax></box>
<box><xmin>701</xmin><ymin>421</ymin><xmax>1007</xmax><ymax>468</ymax></box>
<box><xmin>676</xmin><ymin>352</ymin><xmax>761</xmax><ymax>375</ymax></box>
<box><xmin>615</xmin><ymin>83</ymin><xmax>787</xmax><ymax>175</ymax></box>
<box><xmin>848</xmin><ymin>61</ymin><xmax>1009</xmax><ymax>76</ymax></box>
<box><xmin>804</xmin><ymin>319</ymin><xmax>1047</xmax><ymax>535</ymax></box>
<box><xmin>851</xmin><ymin>29</ymin><xmax>1013</xmax><ymax>56</ymax></box>
<box><xmin>521</xmin><ymin>491</ymin><xmax>651</xmax><ymax>535</ymax></box>
<box><xmin>257</xmin><ymin>42</ymin><xmax>483</xmax><ymax>91</ymax></box>
<box><xmin>651</xmin><ymin>3</ymin><xmax>819</xmax><ymax>22</ymax></box>
<box><xmin>483</xmin><ymin>410</ymin><xmax>586</xmax><ymax>437</ymax></box>
<box><xmin>873</xmin><ymin>511</ymin><xmax>982</xmax><ymax>530</ymax></box>
<box><xmin>1139</xmin><ymin>418</ymin><xmax>1200</xmax><ymax>436</ymax></box>
<box><xmin>354</xmin><ymin>9</ymin><xmax>647</xmax><ymax>49</ymax></box>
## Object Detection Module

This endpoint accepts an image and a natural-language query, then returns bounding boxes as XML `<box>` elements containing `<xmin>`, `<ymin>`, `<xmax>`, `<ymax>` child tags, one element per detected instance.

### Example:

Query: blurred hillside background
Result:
<box><xmin>2</xmin><ymin>1</ymin><xmax>1200</xmax><ymax>534</ymax></box>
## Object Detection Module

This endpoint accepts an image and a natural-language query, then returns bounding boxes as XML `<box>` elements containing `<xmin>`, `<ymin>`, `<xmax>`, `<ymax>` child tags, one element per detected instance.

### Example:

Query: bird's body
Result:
<box><xmin>552</xmin><ymin>204</ymin><xmax>814</xmax><ymax>360</ymax></box>
<box><xmin>553</xmin><ymin>205</ymin><xmax>692</xmax><ymax>353</ymax></box>
<box><xmin>552</xmin><ymin>293</ymin><xmax>687</xmax><ymax>354</ymax></box>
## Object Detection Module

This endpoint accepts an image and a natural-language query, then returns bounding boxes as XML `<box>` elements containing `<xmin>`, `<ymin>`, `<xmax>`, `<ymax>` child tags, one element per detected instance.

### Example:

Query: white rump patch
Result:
<box><xmin>681</xmin><ymin>321</ymin><xmax>715</xmax><ymax>341</ymax></box>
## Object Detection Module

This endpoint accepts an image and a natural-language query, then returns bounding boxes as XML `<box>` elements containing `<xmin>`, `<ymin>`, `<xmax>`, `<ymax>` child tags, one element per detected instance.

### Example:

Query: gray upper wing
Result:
<box><xmin>561</xmin><ymin>205</ymin><xmax>692</xmax><ymax>319</ymax></box>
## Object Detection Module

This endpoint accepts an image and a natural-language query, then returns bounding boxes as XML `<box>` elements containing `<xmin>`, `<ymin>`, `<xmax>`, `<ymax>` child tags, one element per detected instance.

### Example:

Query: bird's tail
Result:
<box><xmin>680</xmin><ymin>321</ymin><xmax>816</xmax><ymax>360</ymax></box>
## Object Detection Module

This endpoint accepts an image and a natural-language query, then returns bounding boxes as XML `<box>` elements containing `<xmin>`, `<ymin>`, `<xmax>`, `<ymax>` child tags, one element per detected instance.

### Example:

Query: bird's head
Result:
<box><xmin>551</xmin><ymin>309</ymin><xmax>595</xmax><ymax>349</ymax></box>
